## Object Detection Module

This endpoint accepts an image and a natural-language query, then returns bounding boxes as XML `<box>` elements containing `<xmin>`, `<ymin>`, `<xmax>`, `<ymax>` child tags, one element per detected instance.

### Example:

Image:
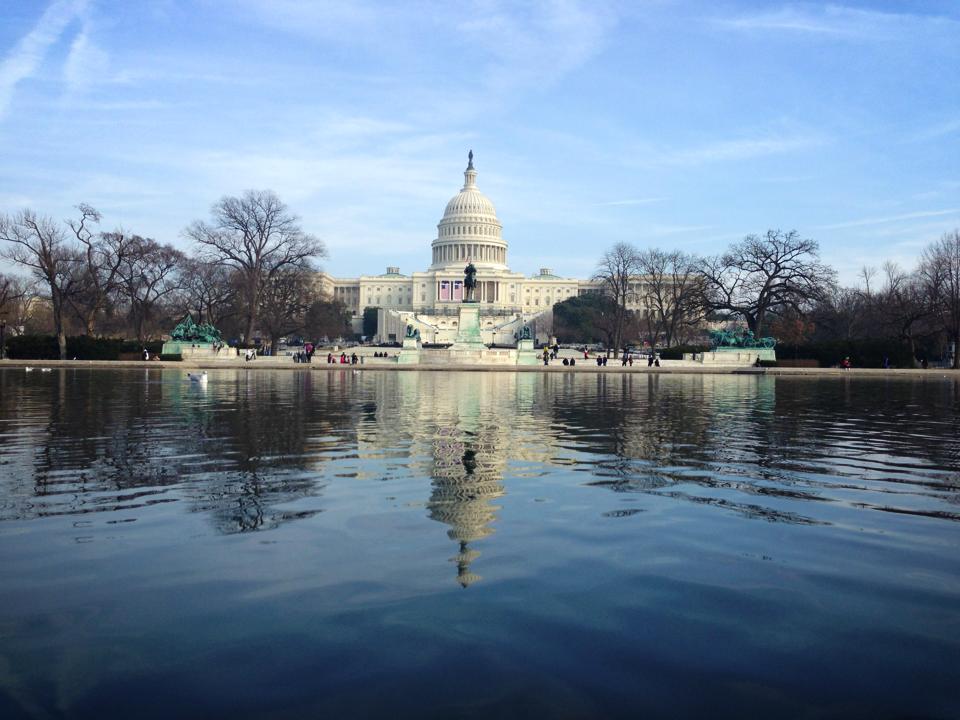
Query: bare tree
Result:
<box><xmin>257</xmin><ymin>265</ymin><xmax>316</xmax><ymax>351</ymax></box>
<box><xmin>919</xmin><ymin>230</ymin><xmax>960</xmax><ymax>368</ymax></box>
<box><xmin>879</xmin><ymin>261</ymin><xmax>927</xmax><ymax>363</ymax></box>
<box><xmin>177</xmin><ymin>257</ymin><xmax>237</xmax><ymax>327</ymax></box>
<box><xmin>593</xmin><ymin>242</ymin><xmax>642</xmax><ymax>357</ymax></box>
<box><xmin>636</xmin><ymin>248</ymin><xmax>705</xmax><ymax>347</ymax></box>
<box><xmin>859</xmin><ymin>265</ymin><xmax>877</xmax><ymax>296</ymax></box>
<box><xmin>68</xmin><ymin>214</ymin><xmax>140</xmax><ymax>335</ymax></box>
<box><xmin>185</xmin><ymin>190</ymin><xmax>326</xmax><ymax>344</ymax></box>
<box><xmin>815</xmin><ymin>285</ymin><xmax>871</xmax><ymax>341</ymax></box>
<box><xmin>0</xmin><ymin>210</ymin><xmax>82</xmax><ymax>359</ymax></box>
<box><xmin>0</xmin><ymin>272</ymin><xmax>26</xmax><ymax>315</ymax></box>
<box><xmin>304</xmin><ymin>297</ymin><xmax>352</xmax><ymax>341</ymax></box>
<box><xmin>700</xmin><ymin>229</ymin><xmax>836</xmax><ymax>336</ymax></box>
<box><xmin>118</xmin><ymin>237</ymin><xmax>185</xmax><ymax>342</ymax></box>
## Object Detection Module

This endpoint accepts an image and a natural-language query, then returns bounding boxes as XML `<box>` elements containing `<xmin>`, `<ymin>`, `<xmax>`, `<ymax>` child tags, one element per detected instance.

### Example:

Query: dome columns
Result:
<box><xmin>429</xmin><ymin>152</ymin><xmax>509</xmax><ymax>271</ymax></box>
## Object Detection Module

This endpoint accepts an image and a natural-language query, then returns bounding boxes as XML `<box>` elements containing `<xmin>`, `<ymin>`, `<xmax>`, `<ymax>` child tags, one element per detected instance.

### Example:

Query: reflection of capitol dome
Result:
<box><xmin>427</xmin><ymin>443</ymin><xmax>504</xmax><ymax>588</ymax></box>
<box><xmin>430</xmin><ymin>151</ymin><xmax>507</xmax><ymax>271</ymax></box>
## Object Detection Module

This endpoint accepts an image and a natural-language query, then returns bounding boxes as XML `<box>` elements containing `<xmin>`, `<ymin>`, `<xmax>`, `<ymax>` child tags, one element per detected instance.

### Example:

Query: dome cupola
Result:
<box><xmin>430</xmin><ymin>151</ymin><xmax>508</xmax><ymax>271</ymax></box>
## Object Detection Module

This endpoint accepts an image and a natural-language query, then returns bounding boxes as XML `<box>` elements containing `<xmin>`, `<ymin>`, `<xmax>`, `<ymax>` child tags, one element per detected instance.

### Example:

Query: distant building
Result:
<box><xmin>317</xmin><ymin>153</ymin><xmax>646</xmax><ymax>344</ymax></box>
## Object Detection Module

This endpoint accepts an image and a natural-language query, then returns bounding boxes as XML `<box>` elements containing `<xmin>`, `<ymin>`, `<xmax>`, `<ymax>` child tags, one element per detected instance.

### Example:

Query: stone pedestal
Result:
<box><xmin>450</xmin><ymin>303</ymin><xmax>485</xmax><ymax>351</ymax></box>
<box><xmin>397</xmin><ymin>336</ymin><xmax>421</xmax><ymax>364</ymax></box>
<box><xmin>516</xmin><ymin>338</ymin><xmax>539</xmax><ymax>365</ymax></box>
<box><xmin>160</xmin><ymin>341</ymin><xmax>229</xmax><ymax>359</ymax></box>
<box><xmin>686</xmin><ymin>347</ymin><xmax>777</xmax><ymax>365</ymax></box>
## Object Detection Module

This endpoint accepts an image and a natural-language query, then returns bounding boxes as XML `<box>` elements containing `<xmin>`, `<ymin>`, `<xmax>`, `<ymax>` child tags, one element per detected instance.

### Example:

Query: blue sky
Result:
<box><xmin>1</xmin><ymin>0</ymin><xmax>958</xmax><ymax>284</ymax></box>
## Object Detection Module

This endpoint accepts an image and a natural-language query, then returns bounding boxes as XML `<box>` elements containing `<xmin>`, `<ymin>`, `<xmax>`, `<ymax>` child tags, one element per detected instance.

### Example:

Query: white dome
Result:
<box><xmin>430</xmin><ymin>152</ymin><xmax>508</xmax><ymax>271</ymax></box>
<box><xmin>442</xmin><ymin>185</ymin><xmax>498</xmax><ymax>221</ymax></box>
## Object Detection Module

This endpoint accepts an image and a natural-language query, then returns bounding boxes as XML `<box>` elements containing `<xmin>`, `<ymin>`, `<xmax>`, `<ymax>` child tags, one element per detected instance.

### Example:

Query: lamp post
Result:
<box><xmin>0</xmin><ymin>317</ymin><xmax>6</xmax><ymax>360</ymax></box>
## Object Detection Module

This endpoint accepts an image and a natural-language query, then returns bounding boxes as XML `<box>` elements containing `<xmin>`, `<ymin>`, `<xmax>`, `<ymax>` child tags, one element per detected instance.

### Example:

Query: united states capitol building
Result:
<box><xmin>317</xmin><ymin>152</ymin><xmax>609</xmax><ymax>344</ymax></box>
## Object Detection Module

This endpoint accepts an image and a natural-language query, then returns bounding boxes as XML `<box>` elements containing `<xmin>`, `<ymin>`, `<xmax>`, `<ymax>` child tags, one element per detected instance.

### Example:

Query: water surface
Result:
<box><xmin>1</xmin><ymin>368</ymin><xmax>958</xmax><ymax>719</ymax></box>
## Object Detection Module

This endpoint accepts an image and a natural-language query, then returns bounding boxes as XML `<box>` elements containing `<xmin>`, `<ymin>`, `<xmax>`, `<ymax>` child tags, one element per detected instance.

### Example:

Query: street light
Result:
<box><xmin>0</xmin><ymin>317</ymin><xmax>6</xmax><ymax>361</ymax></box>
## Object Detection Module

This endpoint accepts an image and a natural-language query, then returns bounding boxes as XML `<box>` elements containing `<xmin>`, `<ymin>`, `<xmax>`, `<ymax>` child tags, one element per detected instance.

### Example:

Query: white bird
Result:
<box><xmin>24</xmin><ymin>367</ymin><xmax>33</xmax><ymax>372</ymax></box>
<box><xmin>40</xmin><ymin>368</ymin><xmax>52</xmax><ymax>373</ymax></box>
<box><xmin>187</xmin><ymin>371</ymin><xmax>208</xmax><ymax>383</ymax></box>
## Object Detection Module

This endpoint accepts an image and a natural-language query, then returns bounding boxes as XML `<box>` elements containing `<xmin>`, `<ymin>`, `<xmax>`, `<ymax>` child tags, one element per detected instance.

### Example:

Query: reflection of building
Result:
<box><xmin>426</xmin><ymin>438</ymin><xmax>504</xmax><ymax>587</ymax></box>
<box><xmin>318</xmin><ymin>152</ymin><xmax>640</xmax><ymax>344</ymax></box>
<box><xmin>354</xmin><ymin>372</ymin><xmax>545</xmax><ymax>587</ymax></box>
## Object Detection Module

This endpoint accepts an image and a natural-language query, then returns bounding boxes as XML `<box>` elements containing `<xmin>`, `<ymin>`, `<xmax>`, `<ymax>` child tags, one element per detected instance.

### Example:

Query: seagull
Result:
<box><xmin>24</xmin><ymin>367</ymin><xmax>33</xmax><ymax>372</ymax></box>
<box><xmin>40</xmin><ymin>368</ymin><xmax>52</xmax><ymax>373</ymax></box>
<box><xmin>187</xmin><ymin>371</ymin><xmax>208</xmax><ymax>383</ymax></box>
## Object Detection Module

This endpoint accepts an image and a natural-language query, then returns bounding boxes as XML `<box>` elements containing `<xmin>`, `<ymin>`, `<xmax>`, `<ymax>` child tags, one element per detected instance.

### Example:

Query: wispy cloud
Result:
<box><xmin>458</xmin><ymin>1</ymin><xmax>614</xmax><ymax>93</ymax></box>
<box><xmin>712</xmin><ymin>5</ymin><xmax>959</xmax><ymax>39</ymax></box>
<box><xmin>911</xmin><ymin>118</ymin><xmax>960</xmax><ymax>142</ymax></box>
<box><xmin>0</xmin><ymin>0</ymin><xmax>87</xmax><ymax>119</ymax></box>
<box><xmin>817</xmin><ymin>208</ymin><xmax>960</xmax><ymax>230</ymax></box>
<box><xmin>716</xmin><ymin>8</ymin><xmax>854</xmax><ymax>36</ymax></box>
<box><xmin>62</xmin><ymin>18</ymin><xmax>108</xmax><ymax>98</ymax></box>
<box><xmin>641</xmin><ymin>134</ymin><xmax>823</xmax><ymax>167</ymax></box>
<box><xmin>646</xmin><ymin>224</ymin><xmax>713</xmax><ymax>237</ymax></box>
<box><xmin>593</xmin><ymin>197</ymin><xmax>662</xmax><ymax>207</ymax></box>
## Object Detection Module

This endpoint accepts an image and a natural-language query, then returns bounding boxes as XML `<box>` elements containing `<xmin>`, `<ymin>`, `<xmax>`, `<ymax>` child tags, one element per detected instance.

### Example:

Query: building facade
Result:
<box><xmin>318</xmin><ymin>153</ymin><xmax>633</xmax><ymax>344</ymax></box>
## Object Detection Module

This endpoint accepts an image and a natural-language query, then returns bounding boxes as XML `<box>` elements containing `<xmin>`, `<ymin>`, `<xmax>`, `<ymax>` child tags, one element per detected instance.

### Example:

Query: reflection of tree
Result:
<box><xmin>171</xmin><ymin>370</ymin><xmax>353</xmax><ymax>533</ymax></box>
<box><xmin>547</xmin><ymin>373</ymin><xmax>831</xmax><ymax>524</ymax></box>
<box><xmin>548</xmin><ymin>373</ymin><xmax>960</xmax><ymax>525</ymax></box>
<box><xmin>551</xmin><ymin>374</ymin><xmax>715</xmax><ymax>492</ymax></box>
<box><xmin>0</xmin><ymin>369</ymin><xmax>355</xmax><ymax>533</ymax></box>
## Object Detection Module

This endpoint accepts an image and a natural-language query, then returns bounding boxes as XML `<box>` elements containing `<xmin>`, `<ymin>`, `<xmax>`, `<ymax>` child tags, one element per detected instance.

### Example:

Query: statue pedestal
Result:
<box><xmin>450</xmin><ymin>304</ymin><xmax>485</xmax><ymax>351</ymax></box>
<box><xmin>161</xmin><ymin>341</ymin><xmax>225</xmax><ymax>358</ymax></box>
<box><xmin>516</xmin><ymin>338</ymin><xmax>539</xmax><ymax>365</ymax></box>
<box><xmin>689</xmin><ymin>347</ymin><xmax>777</xmax><ymax>365</ymax></box>
<box><xmin>397</xmin><ymin>336</ymin><xmax>421</xmax><ymax>364</ymax></box>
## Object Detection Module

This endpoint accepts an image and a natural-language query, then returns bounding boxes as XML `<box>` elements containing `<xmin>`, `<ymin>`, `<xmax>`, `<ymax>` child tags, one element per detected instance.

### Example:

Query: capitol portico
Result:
<box><xmin>317</xmin><ymin>152</ymin><xmax>607</xmax><ymax>345</ymax></box>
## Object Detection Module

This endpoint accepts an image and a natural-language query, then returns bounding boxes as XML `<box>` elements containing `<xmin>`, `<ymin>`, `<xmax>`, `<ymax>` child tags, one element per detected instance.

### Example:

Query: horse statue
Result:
<box><xmin>709</xmin><ymin>327</ymin><xmax>777</xmax><ymax>349</ymax></box>
<box><xmin>464</xmin><ymin>262</ymin><xmax>477</xmax><ymax>302</ymax></box>
<box><xmin>171</xmin><ymin>316</ymin><xmax>222</xmax><ymax>344</ymax></box>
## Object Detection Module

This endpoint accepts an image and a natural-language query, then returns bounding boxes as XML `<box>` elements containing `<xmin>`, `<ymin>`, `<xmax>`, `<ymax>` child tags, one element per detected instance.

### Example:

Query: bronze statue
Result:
<box><xmin>464</xmin><ymin>262</ymin><xmax>477</xmax><ymax>302</ymax></box>
<box><xmin>513</xmin><ymin>325</ymin><xmax>532</xmax><ymax>342</ymax></box>
<box><xmin>171</xmin><ymin>315</ymin><xmax>222</xmax><ymax>344</ymax></box>
<box><xmin>709</xmin><ymin>328</ymin><xmax>776</xmax><ymax>349</ymax></box>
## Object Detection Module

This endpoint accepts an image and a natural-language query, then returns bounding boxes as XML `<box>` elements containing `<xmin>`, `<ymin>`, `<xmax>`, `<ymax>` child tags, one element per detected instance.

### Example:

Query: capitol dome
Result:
<box><xmin>430</xmin><ymin>151</ymin><xmax>508</xmax><ymax>271</ymax></box>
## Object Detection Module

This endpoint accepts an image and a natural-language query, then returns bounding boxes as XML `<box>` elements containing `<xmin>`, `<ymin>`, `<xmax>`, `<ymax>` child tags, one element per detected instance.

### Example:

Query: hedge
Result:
<box><xmin>4</xmin><ymin>335</ymin><xmax>165</xmax><ymax>360</ymax></box>
<box><xmin>775</xmin><ymin>339</ymin><xmax>915</xmax><ymax>368</ymax></box>
<box><xmin>657</xmin><ymin>344</ymin><xmax>709</xmax><ymax>360</ymax></box>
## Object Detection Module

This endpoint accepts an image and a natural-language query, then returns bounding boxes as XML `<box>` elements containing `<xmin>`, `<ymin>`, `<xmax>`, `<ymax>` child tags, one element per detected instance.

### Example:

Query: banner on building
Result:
<box><xmin>440</xmin><ymin>280</ymin><xmax>450</xmax><ymax>301</ymax></box>
<box><xmin>452</xmin><ymin>280</ymin><xmax>463</xmax><ymax>302</ymax></box>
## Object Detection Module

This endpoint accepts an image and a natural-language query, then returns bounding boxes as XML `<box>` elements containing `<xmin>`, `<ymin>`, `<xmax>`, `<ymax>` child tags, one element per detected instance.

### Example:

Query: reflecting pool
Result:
<box><xmin>1</xmin><ymin>368</ymin><xmax>959</xmax><ymax>719</ymax></box>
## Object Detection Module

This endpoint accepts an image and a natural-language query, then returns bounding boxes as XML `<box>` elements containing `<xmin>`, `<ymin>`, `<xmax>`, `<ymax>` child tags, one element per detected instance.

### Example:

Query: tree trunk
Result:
<box><xmin>133</xmin><ymin>304</ymin><xmax>146</xmax><ymax>343</ymax></box>
<box><xmin>244</xmin><ymin>274</ymin><xmax>260</xmax><ymax>346</ymax></box>
<box><xmin>51</xmin><ymin>286</ymin><xmax>67</xmax><ymax>360</ymax></box>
